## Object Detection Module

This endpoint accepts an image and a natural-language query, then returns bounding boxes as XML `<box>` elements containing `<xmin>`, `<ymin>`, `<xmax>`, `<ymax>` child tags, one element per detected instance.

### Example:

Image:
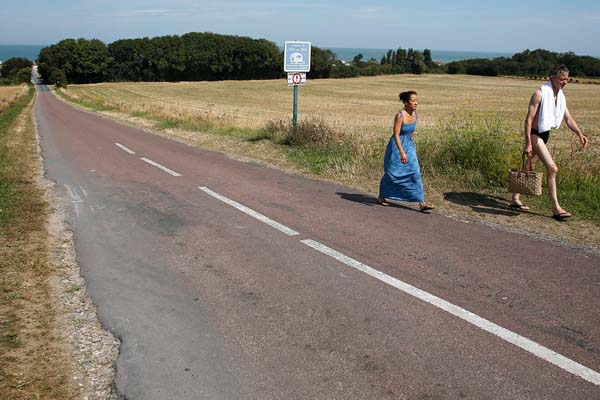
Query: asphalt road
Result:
<box><xmin>35</xmin><ymin>83</ymin><xmax>600</xmax><ymax>399</ymax></box>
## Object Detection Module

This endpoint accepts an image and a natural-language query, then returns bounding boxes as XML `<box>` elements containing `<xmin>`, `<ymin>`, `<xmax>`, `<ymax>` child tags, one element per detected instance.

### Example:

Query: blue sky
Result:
<box><xmin>3</xmin><ymin>0</ymin><xmax>600</xmax><ymax>55</ymax></box>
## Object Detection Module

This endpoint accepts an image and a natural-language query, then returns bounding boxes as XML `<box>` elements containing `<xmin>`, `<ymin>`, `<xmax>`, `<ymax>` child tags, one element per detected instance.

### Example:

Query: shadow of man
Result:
<box><xmin>444</xmin><ymin>192</ymin><xmax>542</xmax><ymax>217</ymax></box>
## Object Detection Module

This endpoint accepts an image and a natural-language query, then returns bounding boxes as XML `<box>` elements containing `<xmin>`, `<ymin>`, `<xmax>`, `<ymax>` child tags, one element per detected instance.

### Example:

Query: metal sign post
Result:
<box><xmin>293</xmin><ymin>85</ymin><xmax>299</xmax><ymax>128</ymax></box>
<box><xmin>287</xmin><ymin>72</ymin><xmax>307</xmax><ymax>128</ymax></box>
<box><xmin>284</xmin><ymin>41</ymin><xmax>311</xmax><ymax>128</ymax></box>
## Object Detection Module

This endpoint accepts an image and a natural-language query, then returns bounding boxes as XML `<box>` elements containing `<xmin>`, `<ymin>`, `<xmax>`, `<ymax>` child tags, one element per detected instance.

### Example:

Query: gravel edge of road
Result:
<box><xmin>33</xmin><ymin>99</ymin><xmax>123</xmax><ymax>400</ymax></box>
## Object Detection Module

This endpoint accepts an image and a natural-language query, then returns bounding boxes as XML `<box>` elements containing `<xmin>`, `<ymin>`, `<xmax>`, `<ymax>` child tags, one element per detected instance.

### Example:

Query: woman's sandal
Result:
<box><xmin>419</xmin><ymin>203</ymin><xmax>435</xmax><ymax>212</ymax></box>
<box><xmin>377</xmin><ymin>197</ymin><xmax>390</xmax><ymax>206</ymax></box>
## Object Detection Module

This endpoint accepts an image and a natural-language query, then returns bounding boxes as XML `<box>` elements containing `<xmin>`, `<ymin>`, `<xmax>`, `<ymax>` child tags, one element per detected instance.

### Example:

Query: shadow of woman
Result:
<box><xmin>444</xmin><ymin>192</ymin><xmax>543</xmax><ymax>217</ymax></box>
<box><xmin>336</xmin><ymin>192</ymin><xmax>417</xmax><ymax>212</ymax></box>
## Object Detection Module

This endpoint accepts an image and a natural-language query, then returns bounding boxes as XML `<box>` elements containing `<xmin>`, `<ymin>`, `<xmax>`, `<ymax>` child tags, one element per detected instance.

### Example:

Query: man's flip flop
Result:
<box><xmin>510</xmin><ymin>203</ymin><xmax>530</xmax><ymax>211</ymax></box>
<box><xmin>377</xmin><ymin>198</ymin><xmax>390</xmax><ymax>206</ymax></box>
<box><xmin>552</xmin><ymin>212</ymin><xmax>572</xmax><ymax>221</ymax></box>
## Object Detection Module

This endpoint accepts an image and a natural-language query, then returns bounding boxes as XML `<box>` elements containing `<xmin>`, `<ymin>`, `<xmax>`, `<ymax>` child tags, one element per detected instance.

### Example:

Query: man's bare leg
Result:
<box><xmin>511</xmin><ymin>154</ymin><xmax>539</xmax><ymax>210</ymax></box>
<box><xmin>531</xmin><ymin>137</ymin><xmax>568</xmax><ymax>216</ymax></box>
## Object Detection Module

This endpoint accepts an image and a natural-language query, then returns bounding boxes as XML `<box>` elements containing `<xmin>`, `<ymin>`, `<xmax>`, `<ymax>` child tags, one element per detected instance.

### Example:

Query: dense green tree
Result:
<box><xmin>108</xmin><ymin>38</ymin><xmax>148</xmax><ymax>81</ymax></box>
<box><xmin>385</xmin><ymin>49</ymin><xmax>393</xmax><ymax>65</ymax></box>
<box><xmin>423</xmin><ymin>49</ymin><xmax>433</xmax><ymax>67</ymax></box>
<box><xmin>71</xmin><ymin>39</ymin><xmax>112</xmax><ymax>83</ymax></box>
<box><xmin>38</xmin><ymin>38</ymin><xmax>111</xmax><ymax>84</ymax></box>
<box><xmin>446</xmin><ymin>61</ymin><xmax>465</xmax><ymax>74</ymax></box>
<box><xmin>395</xmin><ymin>48</ymin><xmax>408</xmax><ymax>72</ymax></box>
<box><xmin>330</xmin><ymin>61</ymin><xmax>360</xmax><ymax>78</ymax></box>
<box><xmin>407</xmin><ymin>49</ymin><xmax>425</xmax><ymax>74</ymax></box>
<box><xmin>48</xmin><ymin>69</ymin><xmax>67</xmax><ymax>87</ymax></box>
<box><xmin>310</xmin><ymin>46</ymin><xmax>335</xmax><ymax>79</ymax></box>
<box><xmin>15</xmin><ymin>67</ymin><xmax>32</xmax><ymax>83</ymax></box>
<box><xmin>463</xmin><ymin>59</ymin><xmax>499</xmax><ymax>76</ymax></box>
<box><xmin>1</xmin><ymin>57</ymin><xmax>32</xmax><ymax>81</ymax></box>
<box><xmin>352</xmin><ymin>53</ymin><xmax>364</xmax><ymax>65</ymax></box>
<box><xmin>38</xmin><ymin>39</ymin><xmax>77</xmax><ymax>83</ymax></box>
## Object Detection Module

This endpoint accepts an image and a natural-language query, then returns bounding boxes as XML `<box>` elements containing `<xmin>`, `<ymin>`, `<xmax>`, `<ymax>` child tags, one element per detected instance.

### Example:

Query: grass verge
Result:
<box><xmin>0</xmin><ymin>86</ymin><xmax>79</xmax><ymax>399</ymax></box>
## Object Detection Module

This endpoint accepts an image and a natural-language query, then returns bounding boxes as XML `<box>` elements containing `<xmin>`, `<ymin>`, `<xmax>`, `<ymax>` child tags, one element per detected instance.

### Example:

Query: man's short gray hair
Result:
<box><xmin>550</xmin><ymin>64</ymin><xmax>569</xmax><ymax>77</ymax></box>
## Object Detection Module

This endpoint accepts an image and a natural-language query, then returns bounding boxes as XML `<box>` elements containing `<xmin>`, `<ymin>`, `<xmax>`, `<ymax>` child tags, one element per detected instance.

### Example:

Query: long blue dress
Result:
<box><xmin>379</xmin><ymin>111</ymin><xmax>424</xmax><ymax>203</ymax></box>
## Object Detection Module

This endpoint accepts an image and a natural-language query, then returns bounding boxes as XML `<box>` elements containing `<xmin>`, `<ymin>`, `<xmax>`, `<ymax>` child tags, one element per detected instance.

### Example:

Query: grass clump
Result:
<box><xmin>264</xmin><ymin>118</ymin><xmax>364</xmax><ymax>174</ymax></box>
<box><xmin>542</xmin><ymin>144</ymin><xmax>600</xmax><ymax>223</ymax></box>
<box><xmin>417</xmin><ymin>111</ymin><xmax>521</xmax><ymax>189</ymax></box>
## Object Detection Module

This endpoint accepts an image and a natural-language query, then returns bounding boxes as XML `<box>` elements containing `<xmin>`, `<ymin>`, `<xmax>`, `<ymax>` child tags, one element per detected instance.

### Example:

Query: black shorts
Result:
<box><xmin>531</xmin><ymin>129</ymin><xmax>550</xmax><ymax>144</ymax></box>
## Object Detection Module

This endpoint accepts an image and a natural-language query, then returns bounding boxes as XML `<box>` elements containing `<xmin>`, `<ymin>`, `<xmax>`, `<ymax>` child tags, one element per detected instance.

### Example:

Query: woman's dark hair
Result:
<box><xmin>399</xmin><ymin>90</ymin><xmax>417</xmax><ymax>103</ymax></box>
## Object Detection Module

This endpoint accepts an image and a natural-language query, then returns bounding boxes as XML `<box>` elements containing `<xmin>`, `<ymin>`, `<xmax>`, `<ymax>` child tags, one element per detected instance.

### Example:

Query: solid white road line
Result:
<box><xmin>115</xmin><ymin>142</ymin><xmax>136</xmax><ymax>154</ymax></box>
<box><xmin>301</xmin><ymin>239</ymin><xmax>600</xmax><ymax>387</ymax></box>
<box><xmin>140</xmin><ymin>157</ymin><xmax>182</xmax><ymax>177</ymax></box>
<box><xmin>198</xmin><ymin>187</ymin><xmax>299</xmax><ymax>236</ymax></box>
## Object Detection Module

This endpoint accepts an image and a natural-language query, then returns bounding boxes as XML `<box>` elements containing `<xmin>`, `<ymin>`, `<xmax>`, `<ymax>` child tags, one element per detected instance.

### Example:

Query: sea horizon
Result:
<box><xmin>0</xmin><ymin>45</ymin><xmax>47</xmax><ymax>62</ymax></box>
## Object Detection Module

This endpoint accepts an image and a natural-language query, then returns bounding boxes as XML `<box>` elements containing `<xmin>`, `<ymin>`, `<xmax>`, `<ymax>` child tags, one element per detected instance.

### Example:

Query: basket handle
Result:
<box><xmin>520</xmin><ymin>154</ymin><xmax>534</xmax><ymax>172</ymax></box>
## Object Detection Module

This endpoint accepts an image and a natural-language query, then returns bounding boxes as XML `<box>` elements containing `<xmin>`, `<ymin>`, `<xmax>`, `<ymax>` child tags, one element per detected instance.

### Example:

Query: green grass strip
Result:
<box><xmin>0</xmin><ymin>85</ymin><xmax>35</xmax><ymax>226</ymax></box>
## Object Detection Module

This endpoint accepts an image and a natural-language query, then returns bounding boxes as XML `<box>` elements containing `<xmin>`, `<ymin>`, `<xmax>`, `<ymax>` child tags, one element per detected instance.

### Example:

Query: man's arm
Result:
<box><xmin>563</xmin><ymin>106</ymin><xmax>589</xmax><ymax>148</ymax></box>
<box><xmin>523</xmin><ymin>89</ymin><xmax>541</xmax><ymax>156</ymax></box>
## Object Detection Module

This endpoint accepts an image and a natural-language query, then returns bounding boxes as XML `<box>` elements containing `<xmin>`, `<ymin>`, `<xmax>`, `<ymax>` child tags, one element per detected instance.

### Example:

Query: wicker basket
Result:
<box><xmin>508</xmin><ymin>155</ymin><xmax>543</xmax><ymax>196</ymax></box>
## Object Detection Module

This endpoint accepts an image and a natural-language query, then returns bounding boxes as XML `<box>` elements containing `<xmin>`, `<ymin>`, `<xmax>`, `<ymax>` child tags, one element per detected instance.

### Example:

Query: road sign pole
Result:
<box><xmin>293</xmin><ymin>85</ymin><xmax>298</xmax><ymax>129</ymax></box>
<box><xmin>284</xmin><ymin>41</ymin><xmax>311</xmax><ymax>130</ymax></box>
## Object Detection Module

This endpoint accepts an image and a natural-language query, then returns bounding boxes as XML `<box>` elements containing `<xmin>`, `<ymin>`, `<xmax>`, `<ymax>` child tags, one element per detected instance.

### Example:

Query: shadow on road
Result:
<box><xmin>336</xmin><ymin>192</ymin><xmax>417</xmax><ymax>212</ymax></box>
<box><xmin>444</xmin><ymin>192</ymin><xmax>544</xmax><ymax>217</ymax></box>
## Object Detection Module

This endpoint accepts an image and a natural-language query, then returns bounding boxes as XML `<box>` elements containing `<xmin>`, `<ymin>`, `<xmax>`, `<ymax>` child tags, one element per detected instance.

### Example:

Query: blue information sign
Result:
<box><xmin>284</xmin><ymin>41</ymin><xmax>311</xmax><ymax>72</ymax></box>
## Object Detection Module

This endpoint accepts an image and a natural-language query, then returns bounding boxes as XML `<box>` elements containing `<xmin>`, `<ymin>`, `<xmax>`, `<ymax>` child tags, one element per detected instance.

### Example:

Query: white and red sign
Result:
<box><xmin>287</xmin><ymin>72</ymin><xmax>307</xmax><ymax>86</ymax></box>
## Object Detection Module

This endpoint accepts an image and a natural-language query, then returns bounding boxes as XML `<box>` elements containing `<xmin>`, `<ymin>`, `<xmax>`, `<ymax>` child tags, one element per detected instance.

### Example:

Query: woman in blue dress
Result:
<box><xmin>377</xmin><ymin>90</ymin><xmax>434</xmax><ymax>212</ymax></box>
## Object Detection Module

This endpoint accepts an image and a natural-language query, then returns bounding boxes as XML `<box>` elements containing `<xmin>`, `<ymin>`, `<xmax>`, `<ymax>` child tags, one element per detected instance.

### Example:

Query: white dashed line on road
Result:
<box><xmin>198</xmin><ymin>186</ymin><xmax>299</xmax><ymax>236</ymax></box>
<box><xmin>300</xmin><ymin>239</ymin><xmax>600</xmax><ymax>387</ymax></box>
<box><xmin>115</xmin><ymin>142</ymin><xmax>136</xmax><ymax>154</ymax></box>
<box><xmin>140</xmin><ymin>157</ymin><xmax>182</xmax><ymax>177</ymax></box>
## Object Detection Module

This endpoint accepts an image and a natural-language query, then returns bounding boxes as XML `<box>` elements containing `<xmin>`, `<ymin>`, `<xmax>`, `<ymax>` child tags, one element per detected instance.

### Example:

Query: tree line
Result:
<box><xmin>37</xmin><ymin>32</ymin><xmax>283</xmax><ymax>85</ymax></box>
<box><xmin>29</xmin><ymin>32</ymin><xmax>600</xmax><ymax>85</ymax></box>
<box><xmin>446</xmin><ymin>48</ymin><xmax>600</xmax><ymax>78</ymax></box>
<box><xmin>0</xmin><ymin>57</ymin><xmax>32</xmax><ymax>84</ymax></box>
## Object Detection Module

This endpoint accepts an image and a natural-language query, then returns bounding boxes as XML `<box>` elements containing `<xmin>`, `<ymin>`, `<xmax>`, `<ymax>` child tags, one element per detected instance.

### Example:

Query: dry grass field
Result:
<box><xmin>61</xmin><ymin>75</ymin><xmax>600</xmax><ymax>248</ymax></box>
<box><xmin>0</xmin><ymin>84</ymin><xmax>28</xmax><ymax>111</ymax></box>
<box><xmin>62</xmin><ymin>75</ymin><xmax>600</xmax><ymax>137</ymax></box>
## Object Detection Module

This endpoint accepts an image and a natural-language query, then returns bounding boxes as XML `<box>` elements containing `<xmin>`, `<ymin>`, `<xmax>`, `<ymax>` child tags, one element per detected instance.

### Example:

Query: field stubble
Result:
<box><xmin>62</xmin><ymin>74</ymin><xmax>600</xmax><ymax>248</ymax></box>
<box><xmin>0</xmin><ymin>84</ymin><xmax>29</xmax><ymax>112</ymax></box>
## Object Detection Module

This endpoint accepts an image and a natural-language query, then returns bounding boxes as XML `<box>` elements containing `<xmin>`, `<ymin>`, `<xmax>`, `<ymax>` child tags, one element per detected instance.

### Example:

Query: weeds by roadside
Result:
<box><xmin>418</xmin><ymin>111</ymin><xmax>521</xmax><ymax>189</ymax></box>
<box><xmin>0</xmin><ymin>86</ymin><xmax>79</xmax><ymax>399</ymax></box>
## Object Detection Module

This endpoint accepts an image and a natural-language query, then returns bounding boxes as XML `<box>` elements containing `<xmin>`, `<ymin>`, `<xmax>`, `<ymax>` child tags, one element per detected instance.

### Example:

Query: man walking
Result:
<box><xmin>511</xmin><ymin>65</ymin><xmax>589</xmax><ymax>220</ymax></box>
